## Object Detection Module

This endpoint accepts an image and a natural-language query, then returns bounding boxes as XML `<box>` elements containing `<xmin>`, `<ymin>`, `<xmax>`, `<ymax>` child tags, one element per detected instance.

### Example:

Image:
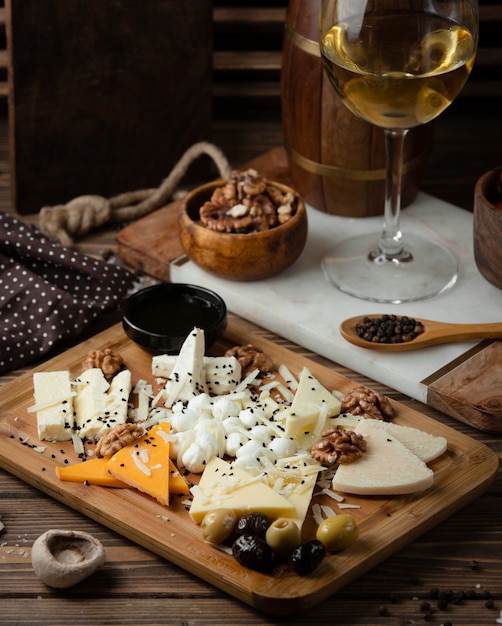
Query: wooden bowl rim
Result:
<box><xmin>475</xmin><ymin>167</ymin><xmax>502</xmax><ymax>214</ymax></box>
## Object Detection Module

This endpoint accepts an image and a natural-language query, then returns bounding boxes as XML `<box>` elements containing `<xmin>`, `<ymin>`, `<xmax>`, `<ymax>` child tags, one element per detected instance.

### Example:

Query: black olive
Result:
<box><xmin>235</xmin><ymin>512</ymin><xmax>270</xmax><ymax>538</ymax></box>
<box><xmin>232</xmin><ymin>534</ymin><xmax>274</xmax><ymax>573</ymax></box>
<box><xmin>288</xmin><ymin>539</ymin><xmax>326</xmax><ymax>575</ymax></box>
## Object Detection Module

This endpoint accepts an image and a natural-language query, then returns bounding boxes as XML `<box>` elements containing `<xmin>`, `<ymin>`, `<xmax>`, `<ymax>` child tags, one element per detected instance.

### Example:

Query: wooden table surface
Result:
<box><xmin>0</xmin><ymin>109</ymin><xmax>501</xmax><ymax>625</ymax></box>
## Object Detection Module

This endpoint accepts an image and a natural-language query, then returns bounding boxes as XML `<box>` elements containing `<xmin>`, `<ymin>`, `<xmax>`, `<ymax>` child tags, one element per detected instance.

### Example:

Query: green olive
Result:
<box><xmin>201</xmin><ymin>509</ymin><xmax>238</xmax><ymax>544</ymax></box>
<box><xmin>265</xmin><ymin>518</ymin><xmax>301</xmax><ymax>556</ymax></box>
<box><xmin>316</xmin><ymin>514</ymin><xmax>359</xmax><ymax>552</ymax></box>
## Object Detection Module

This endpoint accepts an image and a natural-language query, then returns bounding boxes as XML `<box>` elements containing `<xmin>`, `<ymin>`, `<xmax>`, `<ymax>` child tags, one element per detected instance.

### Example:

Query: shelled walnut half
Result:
<box><xmin>199</xmin><ymin>168</ymin><xmax>297</xmax><ymax>234</ymax></box>
<box><xmin>95</xmin><ymin>423</ymin><xmax>144</xmax><ymax>457</ymax></box>
<box><xmin>340</xmin><ymin>385</ymin><xmax>394</xmax><ymax>421</ymax></box>
<box><xmin>82</xmin><ymin>348</ymin><xmax>123</xmax><ymax>377</ymax></box>
<box><xmin>224</xmin><ymin>344</ymin><xmax>274</xmax><ymax>377</ymax></box>
<box><xmin>311</xmin><ymin>428</ymin><xmax>367</xmax><ymax>465</ymax></box>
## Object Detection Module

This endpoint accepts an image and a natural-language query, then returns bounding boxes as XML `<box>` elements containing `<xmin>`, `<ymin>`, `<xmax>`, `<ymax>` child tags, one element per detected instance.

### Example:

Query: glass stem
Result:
<box><xmin>374</xmin><ymin>128</ymin><xmax>411</xmax><ymax>261</ymax></box>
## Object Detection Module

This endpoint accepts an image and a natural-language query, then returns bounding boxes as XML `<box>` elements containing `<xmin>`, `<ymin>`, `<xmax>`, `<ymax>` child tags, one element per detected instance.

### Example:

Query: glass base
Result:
<box><xmin>322</xmin><ymin>232</ymin><xmax>458</xmax><ymax>303</ymax></box>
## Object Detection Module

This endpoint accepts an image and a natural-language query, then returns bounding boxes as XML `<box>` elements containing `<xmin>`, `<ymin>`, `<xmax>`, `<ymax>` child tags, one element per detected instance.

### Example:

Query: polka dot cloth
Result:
<box><xmin>0</xmin><ymin>213</ymin><xmax>135</xmax><ymax>374</ymax></box>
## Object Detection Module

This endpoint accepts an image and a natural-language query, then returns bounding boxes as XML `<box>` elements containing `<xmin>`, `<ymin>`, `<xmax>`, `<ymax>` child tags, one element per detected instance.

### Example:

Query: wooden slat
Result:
<box><xmin>213</xmin><ymin>7</ymin><xmax>285</xmax><ymax>24</ymax></box>
<box><xmin>479</xmin><ymin>4</ymin><xmax>502</xmax><ymax>21</ymax></box>
<box><xmin>214</xmin><ymin>50</ymin><xmax>281</xmax><ymax>72</ymax></box>
<box><xmin>213</xmin><ymin>81</ymin><xmax>280</xmax><ymax>99</ymax></box>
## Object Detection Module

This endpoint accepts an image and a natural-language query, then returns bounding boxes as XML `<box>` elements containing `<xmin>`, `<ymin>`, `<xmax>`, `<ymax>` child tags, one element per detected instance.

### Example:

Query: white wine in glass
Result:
<box><xmin>319</xmin><ymin>0</ymin><xmax>478</xmax><ymax>302</ymax></box>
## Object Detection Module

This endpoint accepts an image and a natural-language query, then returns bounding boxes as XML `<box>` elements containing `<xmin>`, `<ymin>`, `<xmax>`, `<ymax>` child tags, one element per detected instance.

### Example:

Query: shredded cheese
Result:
<box><xmin>278</xmin><ymin>364</ymin><xmax>298</xmax><ymax>390</ymax></box>
<box><xmin>27</xmin><ymin>392</ymin><xmax>77</xmax><ymax>413</ymax></box>
<box><xmin>321</xmin><ymin>504</ymin><xmax>336</xmax><ymax>518</ymax></box>
<box><xmin>132</xmin><ymin>450</ymin><xmax>151</xmax><ymax>476</ymax></box>
<box><xmin>322</xmin><ymin>488</ymin><xmax>345</xmax><ymax>502</ymax></box>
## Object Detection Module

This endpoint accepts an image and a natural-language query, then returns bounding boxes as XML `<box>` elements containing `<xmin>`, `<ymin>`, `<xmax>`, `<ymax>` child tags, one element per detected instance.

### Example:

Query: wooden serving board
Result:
<box><xmin>0</xmin><ymin>321</ymin><xmax>497</xmax><ymax>615</ymax></box>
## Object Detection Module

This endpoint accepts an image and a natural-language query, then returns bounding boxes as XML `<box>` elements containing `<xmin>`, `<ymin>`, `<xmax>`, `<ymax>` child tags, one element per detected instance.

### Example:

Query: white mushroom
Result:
<box><xmin>31</xmin><ymin>529</ymin><xmax>105</xmax><ymax>588</ymax></box>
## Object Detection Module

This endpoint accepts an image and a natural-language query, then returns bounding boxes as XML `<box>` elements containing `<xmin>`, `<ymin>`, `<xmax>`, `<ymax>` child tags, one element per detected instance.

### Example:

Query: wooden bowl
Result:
<box><xmin>179</xmin><ymin>180</ymin><xmax>308</xmax><ymax>281</ymax></box>
<box><xmin>473</xmin><ymin>167</ymin><xmax>502</xmax><ymax>289</ymax></box>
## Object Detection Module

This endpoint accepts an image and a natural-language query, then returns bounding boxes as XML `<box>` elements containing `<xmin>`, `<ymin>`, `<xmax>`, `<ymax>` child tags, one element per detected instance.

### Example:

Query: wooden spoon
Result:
<box><xmin>340</xmin><ymin>315</ymin><xmax>502</xmax><ymax>352</ymax></box>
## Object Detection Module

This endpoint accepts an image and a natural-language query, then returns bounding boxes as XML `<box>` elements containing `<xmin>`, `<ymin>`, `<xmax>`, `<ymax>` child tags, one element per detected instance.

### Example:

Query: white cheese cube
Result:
<box><xmin>32</xmin><ymin>371</ymin><xmax>74</xmax><ymax>441</ymax></box>
<box><xmin>74</xmin><ymin>368</ymin><xmax>131</xmax><ymax>440</ymax></box>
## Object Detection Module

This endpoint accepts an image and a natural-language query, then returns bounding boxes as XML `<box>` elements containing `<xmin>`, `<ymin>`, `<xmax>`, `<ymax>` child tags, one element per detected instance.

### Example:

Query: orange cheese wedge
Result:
<box><xmin>105</xmin><ymin>422</ymin><xmax>173</xmax><ymax>506</ymax></box>
<box><xmin>55</xmin><ymin>422</ymin><xmax>189</xmax><ymax>500</ymax></box>
<box><xmin>168</xmin><ymin>458</ymin><xmax>190</xmax><ymax>495</ymax></box>
<box><xmin>56</xmin><ymin>456</ymin><xmax>128</xmax><ymax>488</ymax></box>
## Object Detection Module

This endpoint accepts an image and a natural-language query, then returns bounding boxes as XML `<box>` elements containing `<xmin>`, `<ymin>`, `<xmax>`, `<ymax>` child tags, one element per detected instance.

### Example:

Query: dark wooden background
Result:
<box><xmin>0</xmin><ymin>0</ymin><xmax>501</xmax><ymax>215</ymax></box>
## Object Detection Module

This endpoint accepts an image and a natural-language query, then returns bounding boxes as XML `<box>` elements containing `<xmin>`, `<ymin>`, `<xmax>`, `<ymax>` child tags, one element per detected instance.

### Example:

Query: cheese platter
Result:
<box><xmin>0</xmin><ymin>320</ymin><xmax>497</xmax><ymax>615</ymax></box>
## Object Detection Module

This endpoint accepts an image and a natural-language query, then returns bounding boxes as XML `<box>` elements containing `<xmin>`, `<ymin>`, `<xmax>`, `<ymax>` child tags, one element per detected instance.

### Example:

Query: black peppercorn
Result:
<box><xmin>355</xmin><ymin>315</ymin><xmax>424</xmax><ymax>344</ymax></box>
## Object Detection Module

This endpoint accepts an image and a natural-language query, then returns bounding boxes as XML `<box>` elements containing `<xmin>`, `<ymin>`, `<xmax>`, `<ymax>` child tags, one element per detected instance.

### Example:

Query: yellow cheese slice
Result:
<box><xmin>290</xmin><ymin>367</ymin><xmax>341</xmax><ymax>419</ymax></box>
<box><xmin>105</xmin><ymin>422</ymin><xmax>172</xmax><ymax>505</ymax></box>
<box><xmin>283</xmin><ymin>472</ymin><xmax>318</xmax><ymax>530</ymax></box>
<box><xmin>280</xmin><ymin>402</ymin><xmax>321</xmax><ymax>438</ymax></box>
<box><xmin>189</xmin><ymin>456</ymin><xmax>295</xmax><ymax>524</ymax></box>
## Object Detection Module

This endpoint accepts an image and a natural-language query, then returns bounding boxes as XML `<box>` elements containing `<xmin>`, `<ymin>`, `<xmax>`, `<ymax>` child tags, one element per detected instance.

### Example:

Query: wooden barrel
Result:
<box><xmin>281</xmin><ymin>0</ymin><xmax>435</xmax><ymax>216</ymax></box>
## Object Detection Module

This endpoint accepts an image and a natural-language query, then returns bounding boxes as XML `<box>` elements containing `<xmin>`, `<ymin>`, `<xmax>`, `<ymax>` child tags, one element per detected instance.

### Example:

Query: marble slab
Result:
<box><xmin>171</xmin><ymin>192</ymin><xmax>502</xmax><ymax>409</ymax></box>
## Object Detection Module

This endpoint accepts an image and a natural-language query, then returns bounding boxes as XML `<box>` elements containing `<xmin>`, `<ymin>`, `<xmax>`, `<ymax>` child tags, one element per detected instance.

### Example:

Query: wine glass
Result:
<box><xmin>319</xmin><ymin>0</ymin><xmax>478</xmax><ymax>303</ymax></box>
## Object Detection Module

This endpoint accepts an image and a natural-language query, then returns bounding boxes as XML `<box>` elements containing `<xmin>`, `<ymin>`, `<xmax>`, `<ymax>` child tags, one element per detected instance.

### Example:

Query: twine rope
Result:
<box><xmin>38</xmin><ymin>141</ymin><xmax>232</xmax><ymax>247</ymax></box>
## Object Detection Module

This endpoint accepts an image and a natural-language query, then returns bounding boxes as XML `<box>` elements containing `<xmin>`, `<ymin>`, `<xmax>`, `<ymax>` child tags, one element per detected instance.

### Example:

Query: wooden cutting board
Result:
<box><xmin>0</xmin><ymin>321</ymin><xmax>497</xmax><ymax>614</ymax></box>
<box><xmin>116</xmin><ymin>148</ymin><xmax>502</xmax><ymax>433</ymax></box>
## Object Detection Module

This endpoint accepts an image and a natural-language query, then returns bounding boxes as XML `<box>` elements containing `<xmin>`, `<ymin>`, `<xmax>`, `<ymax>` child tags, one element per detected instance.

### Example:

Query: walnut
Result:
<box><xmin>340</xmin><ymin>385</ymin><xmax>394</xmax><ymax>421</ymax></box>
<box><xmin>94</xmin><ymin>423</ymin><xmax>144</xmax><ymax>457</ymax></box>
<box><xmin>82</xmin><ymin>348</ymin><xmax>123</xmax><ymax>377</ymax></box>
<box><xmin>199</xmin><ymin>169</ymin><xmax>297</xmax><ymax>233</ymax></box>
<box><xmin>224</xmin><ymin>344</ymin><xmax>274</xmax><ymax>377</ymax></box>
<box><xmin>311</xmin><ymin>427</ymin><xmax>367</xmax><ymax>465</ymax></box>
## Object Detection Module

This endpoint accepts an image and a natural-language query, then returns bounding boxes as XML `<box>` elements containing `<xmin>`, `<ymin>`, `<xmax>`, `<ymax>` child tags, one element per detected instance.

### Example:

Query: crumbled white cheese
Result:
<box><xmin>268</xmin><ymin>437</ymin><xmax>297</xmax><ymax>458</ymax></box>
<box><xmin>225</xmin><ymin>431</ymin><xmax>249</xmax><ymax>457</ymax></box>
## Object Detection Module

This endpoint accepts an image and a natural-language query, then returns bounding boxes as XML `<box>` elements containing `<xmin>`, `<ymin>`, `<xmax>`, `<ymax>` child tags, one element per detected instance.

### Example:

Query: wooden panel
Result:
<box><xmin>5</xmin><ymin>0</ymin><xmax>213</xmax><ymax>214</ymax></box>
<box><xmin>0</xmin><ymin>321</ymin><xmax>497</xmax><ymax>614</ymax></box>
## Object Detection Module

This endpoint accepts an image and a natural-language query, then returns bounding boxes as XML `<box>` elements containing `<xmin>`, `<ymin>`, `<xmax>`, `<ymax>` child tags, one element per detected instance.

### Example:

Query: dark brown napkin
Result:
<box><xmin>0</xmin><ymin>213</ymin><xmax>135</xmax><ymax>374</ymax></box>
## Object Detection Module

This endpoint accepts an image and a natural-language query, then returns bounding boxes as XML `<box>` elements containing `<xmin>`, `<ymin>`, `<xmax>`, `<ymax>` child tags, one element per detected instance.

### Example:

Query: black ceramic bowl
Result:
<box><xmin>122</xmin><ymin>283</ymin><xmax>227</xmax><ymax>354</ymax></box>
